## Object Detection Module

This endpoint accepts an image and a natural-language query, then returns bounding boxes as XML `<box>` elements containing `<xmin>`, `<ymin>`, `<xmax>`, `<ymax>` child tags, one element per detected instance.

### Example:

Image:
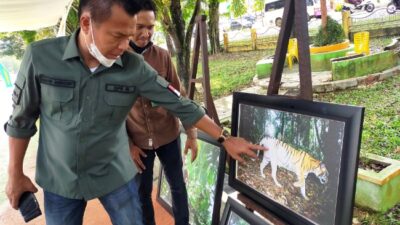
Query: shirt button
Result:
<box><xmin>86</xmin><ymin>96</ymin><xmax>90</xmax><ymax>100</ymax></box>
<box><xmin>83</xmin><ymin>117</ymin><xmax>88</xmax><ymax>122</ymax></box>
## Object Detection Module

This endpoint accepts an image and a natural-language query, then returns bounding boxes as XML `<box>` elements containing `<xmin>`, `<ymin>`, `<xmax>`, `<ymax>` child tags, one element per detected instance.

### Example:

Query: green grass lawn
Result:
<box><xmin>315</xmin><ymin>75</ymin><xmax>400</xmax><ymax>160</ymax></box>
<box><xmin>315</xmin><ymin>76</ymin><xmax>400</xmax><ymax>225</ymax></box>
<box><xmin>194</xmin><ymin>50</ymin><xmax>274</xmax><ymax>98</ymax></box>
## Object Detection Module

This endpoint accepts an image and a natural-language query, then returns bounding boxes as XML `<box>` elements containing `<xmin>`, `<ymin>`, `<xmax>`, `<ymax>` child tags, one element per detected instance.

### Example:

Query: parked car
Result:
<box><xmin>230</xmin><ymin>20</ymin><xmax>252</xmax><ymax>30</ymax></box>
<box><xmin>264</xmin><ymin>0</ymin><xmax>321</xmax><ymax>27</ymax></box>
<box><xmin>243</xmin><ymin>14</ymin><xmax>256</xmax><ymax>23</ymax></box>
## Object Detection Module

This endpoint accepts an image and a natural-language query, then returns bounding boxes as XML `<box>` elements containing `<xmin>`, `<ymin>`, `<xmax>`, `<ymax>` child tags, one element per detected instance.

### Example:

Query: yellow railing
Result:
<box><xmin>223</xmin><ymin>29</ymin><xmax>278</xmax><ymax>53</ymax></box>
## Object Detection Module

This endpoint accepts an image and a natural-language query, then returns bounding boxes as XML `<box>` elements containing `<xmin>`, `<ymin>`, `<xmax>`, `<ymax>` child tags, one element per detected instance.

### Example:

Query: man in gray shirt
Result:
<box><xmin>4</xmin><ymin>1</ymin><xmax>265</xmax><ymax>225</ymax></box>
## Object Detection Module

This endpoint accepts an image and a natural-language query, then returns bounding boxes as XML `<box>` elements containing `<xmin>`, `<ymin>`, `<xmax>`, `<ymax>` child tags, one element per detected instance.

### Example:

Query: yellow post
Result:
<box><xmin>223</xmin><ymin>32</ymin><xmax>229</xmax><ymax>52</ymax></box>
<box><xmin>251</xmin><ymin>28</ymin><xmax>257</xmax><ymax>50</ymax></box>
<box><xmin>342</xmin><ymin>10</ymin><xmax>351</xmax><ymax>39</ymax></box>
<box><xmin>330</xmin><ymin>0</ymin><xmax>335</xmax><ymax>10</ymax></box>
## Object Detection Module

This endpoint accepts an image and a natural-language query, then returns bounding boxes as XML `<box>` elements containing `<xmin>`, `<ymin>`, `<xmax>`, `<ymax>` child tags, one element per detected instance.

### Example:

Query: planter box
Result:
<box><xmin>355</xmin><ymin>153</ymin><xmax>400</xmax><ymax>212</ymax></box>
<box><xmin>310</xmin><ymin>40</ymin><xmax>350</xmax><ymax>54</ymax></box>
<box><xmin>256</xmin><ymin>57</ymin><xmax>273</xmax><ymax>79</ymax></box>
<box><xmin>331</xmin><ymin>50</ymin><xmax>398</xmax><ymax>81</ymax></box>
<box><xmin>310</xmin><ymin>46</ymin><xmax>354</xmax><ymax>72</ymax></box>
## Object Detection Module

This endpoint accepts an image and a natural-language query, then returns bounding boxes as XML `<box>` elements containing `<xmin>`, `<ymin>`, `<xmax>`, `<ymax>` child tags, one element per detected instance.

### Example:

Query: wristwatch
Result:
<box><xmin>217</xmin><ymin>129</ymin><xmax>230</xmax><ymax>144</ymax></box>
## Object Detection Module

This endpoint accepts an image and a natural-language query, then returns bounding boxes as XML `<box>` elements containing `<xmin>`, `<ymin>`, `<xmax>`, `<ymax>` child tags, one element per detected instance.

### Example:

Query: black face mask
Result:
<box><xmin>129</xmin><ymin>40</ymin><xmax>152</xmax><ymax>54</ymax></box>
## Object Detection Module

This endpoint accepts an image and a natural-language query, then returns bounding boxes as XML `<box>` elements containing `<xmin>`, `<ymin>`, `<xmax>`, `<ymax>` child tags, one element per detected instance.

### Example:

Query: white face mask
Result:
<box><xmin>84</xmin><ymin>19</ymin><xmax>118</xmax><ymax>67</ymax></box>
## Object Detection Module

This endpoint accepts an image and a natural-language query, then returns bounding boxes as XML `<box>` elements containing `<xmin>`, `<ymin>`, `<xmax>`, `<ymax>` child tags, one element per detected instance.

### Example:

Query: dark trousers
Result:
<box><xmin>138</xmin><ymin>138</ymin><xmax>189</xmax><ymax>225</ymax></box>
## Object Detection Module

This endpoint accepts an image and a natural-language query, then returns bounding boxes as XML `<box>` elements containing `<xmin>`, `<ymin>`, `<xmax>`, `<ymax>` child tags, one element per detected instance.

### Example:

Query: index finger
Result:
<box><xmin>244</xmin><ymin>148</ymin><xmax>257</xmax><ymax>159</ymax></box>
<box><xmin>250</xmin><ymin>143</ymin><xmax>268</xmax><ymax>151</ymax></box>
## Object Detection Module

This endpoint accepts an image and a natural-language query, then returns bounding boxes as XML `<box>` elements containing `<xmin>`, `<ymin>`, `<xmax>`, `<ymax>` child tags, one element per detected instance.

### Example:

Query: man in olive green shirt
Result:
<box><xmin>4</xmin><ymin>0</ymin><xmax>265</xmax><ymax>224</ymax></box>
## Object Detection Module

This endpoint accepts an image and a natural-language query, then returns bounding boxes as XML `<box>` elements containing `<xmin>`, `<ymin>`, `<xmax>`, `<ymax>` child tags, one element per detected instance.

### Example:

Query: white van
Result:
<box><xmin>263</xmin><ymin>0</ymin><xmax>321</xmax><ymax>27</ymax></box>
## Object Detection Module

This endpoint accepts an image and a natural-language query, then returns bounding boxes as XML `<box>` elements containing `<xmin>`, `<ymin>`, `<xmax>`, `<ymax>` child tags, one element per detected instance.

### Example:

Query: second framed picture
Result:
<box><xmin>220</xmin><ymin>197</ymin><xmax>273</xmax><ymax>225</ymax></box>
<box><xmin>157</xmin><ymin>130</ymin><xmax>226</xmax><ymax>225</ymax></box>
<box><xmin>229</xmin><ymin>92</ymin><xmax>364</xmax><ymax>225</ymax></box>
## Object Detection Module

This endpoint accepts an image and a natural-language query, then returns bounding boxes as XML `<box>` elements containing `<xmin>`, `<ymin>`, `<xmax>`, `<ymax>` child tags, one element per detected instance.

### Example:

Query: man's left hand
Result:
<box><xmin>184</xmin><ymin>138</ymin><xmax>198</xmax><ymax>162</ymax></box>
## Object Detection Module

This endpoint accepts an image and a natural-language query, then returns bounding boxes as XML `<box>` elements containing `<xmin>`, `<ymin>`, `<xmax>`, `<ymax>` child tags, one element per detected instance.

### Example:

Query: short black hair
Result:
<box><xmin>140</xmin><ymin>0</ymin><xmax>157</xmax><ymax>17</ymax></box>
<box><xmin>78</xmin><ymin>0</ymin><xmax>142</xmax><ymax>23</ymax></box>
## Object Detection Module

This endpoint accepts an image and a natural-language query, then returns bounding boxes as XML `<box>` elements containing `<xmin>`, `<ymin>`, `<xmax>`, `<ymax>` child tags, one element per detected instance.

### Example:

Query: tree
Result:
<box><xmin>59</xmin><ymin>0</ymin><xmax>79</xmax><ymax>36</ymax></box>
<box><xmin>0</xmin><ymin>30</ymin><xmax>39</xmax><ymax>59</ymax></box>
<box><xmin>320</xmin><ymin>0</ymin><xmax>328</xmax><ymax>29</ymax></box>
<box><xmin>0</xmin><ymin>33</ymin><xmax>25</xmax><ymax>59</ymax></box>
<box><xmin>19</xmin><ymin>31</ymin><xmax>37</xmax><ymax>44</ymax></box>
<box><xmin>163</xmin><ymin>28</ymin><xmax>177</xmax><ymax>56</ymax></box>
<box><xmin>36</xmin><ymin>27</ymin><xmax>57</xmax><ymax>40</ymax></box>
<box><xmin>253</xmin><ymin>0</ymin><xmax>265</xmax><ymax>13</ymax></box>
<box><xmin>208</xmin><ymin>0</ymin><xmax>221</xmax><ymax>54</ymax></box>
<box><xmin>66</xmin><ymin>0</ymin><xmax>80</xmax><ymax>35</ymax></box>
<box><xmin>154</xmin><ymin>0</ymin><xmax>202</xmax><ymax>89</ymax></box>
<box><xmin>230</xmin><ymin>0</ymin><xmax>247</xmax><ymax>18</ymax></box>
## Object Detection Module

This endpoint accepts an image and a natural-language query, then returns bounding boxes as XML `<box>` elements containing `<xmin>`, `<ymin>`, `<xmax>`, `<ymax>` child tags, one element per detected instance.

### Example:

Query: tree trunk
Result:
<box><xmin>164</xmin><ymin>32</ymin><xmax>176</xmax><ymax>57</ymax></box>
<box><xmin>168</xmin><ymin>0</ymin><xmax>201</xmax><ymax>90</ymax></box>
<box><xmin>154</xmin><ymin>0</ymin><xmax>201</xmax><ymax>90</ymax></box>
<box><xmin>321</xmin><ymin>0</ymin><xmax>328</xmax><ymax>30</ymax></box>
<box><xmin>208</xmin><ymin>0</ymin><xmax>221</xmax><ymax>54</ymax></box>
<box><xmin>175</xmin><ymin>43</ymin><xmax>191</xmax><ymax>89</ymax></box>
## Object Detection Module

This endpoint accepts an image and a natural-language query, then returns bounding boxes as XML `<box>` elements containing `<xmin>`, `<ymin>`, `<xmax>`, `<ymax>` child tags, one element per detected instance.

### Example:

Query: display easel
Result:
<box><xmin>188</xmin><ymin>16</ymin><xmax>222</xmax><ymax>224</ymax></box>
<box><xmin>237</xmin><ymin>0</ymin><xmax>313</xmax><ymax>223</ymax></box>
<box><xmin>267</xmin><ymin>0</ymin><xmax>313</xmax><ymax>100</ymax></box>
<box><xmin>188</xmin><ymin>15</ymin><xmax>221</xmax><ymax>126</ymax></box>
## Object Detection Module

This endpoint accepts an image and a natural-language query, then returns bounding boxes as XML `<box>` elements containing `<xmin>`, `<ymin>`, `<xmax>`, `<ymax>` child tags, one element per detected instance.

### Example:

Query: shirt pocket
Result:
<box><xmin>103</xmin><ymin>83</ymin><xmax>137</xmax><ymax>123</ymax></box>
<box><xmin>39</xmin><ymin>76</ymin><xmax>75</xmax><ymax>122</ymax></box>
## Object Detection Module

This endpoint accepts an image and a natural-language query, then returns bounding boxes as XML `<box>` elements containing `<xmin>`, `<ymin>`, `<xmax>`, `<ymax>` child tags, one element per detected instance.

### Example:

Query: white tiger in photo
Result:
<box><xmin>259</xmin><ymin>136</ymin><xmax>329</xmax><ymax>200</ymax></box>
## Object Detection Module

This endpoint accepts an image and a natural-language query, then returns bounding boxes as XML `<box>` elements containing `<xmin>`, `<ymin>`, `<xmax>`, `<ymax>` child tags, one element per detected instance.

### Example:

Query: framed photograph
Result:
<box><xmin>156</xmin><ymin>130</ymin><xmax>226</xmax><ymax>225</ymax></box>
<box><xmin>229</xmin><ymin>92</ymin><xmax>364</xmax><ymax>225</ymax></box>
<box><xmin>220</xmin><ymin>197</ymin><xmax>273</xmax><ymax>225</ymax></box>
<box><xmin>156</xmin><ymin>166</ymin><xmax>173</xmax><ymax>214</ymax></box>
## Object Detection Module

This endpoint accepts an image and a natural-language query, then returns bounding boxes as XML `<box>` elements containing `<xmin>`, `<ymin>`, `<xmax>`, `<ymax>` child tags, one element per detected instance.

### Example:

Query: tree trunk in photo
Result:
<box><xmin>280</xmin><ymin>113</ymin><xmax>285</xmax><ymax>139</ymax></box>
<box><xmin>320</xmin><ymin>0</ymin><xmax>328</xmax><ymax>30</ymax></box>
<box><xmin>320</xmin><ymin>119</ymin><xmax>345</xmax><ymax>211</ymax></box>
<box><xmin>208</xmin><ymin>0</ymin><xmax>221</xmax><ymax>54</ymax></box>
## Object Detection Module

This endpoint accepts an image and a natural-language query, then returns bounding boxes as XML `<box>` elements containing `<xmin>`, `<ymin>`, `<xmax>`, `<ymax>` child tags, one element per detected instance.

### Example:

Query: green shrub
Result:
<box><xmin>314</xmin><ymin>16</ymin><xmax>345</xmax><ymax>47</ymax></box>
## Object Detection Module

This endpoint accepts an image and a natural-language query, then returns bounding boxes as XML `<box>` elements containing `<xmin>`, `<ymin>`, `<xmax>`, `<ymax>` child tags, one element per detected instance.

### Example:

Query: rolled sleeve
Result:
<box><xmin>5</xmin><ymin>45</ymin><xmax>40</xmax><ymax>138</ymax></box>
<box><xmin>137</xmin><ymin>63</ymin><xmax>205</xmax><ymax>127</ymax></box>
<box><xmin>4</xmin><ymin>122</ymin><xmax>37</xmax><ymax>138</ymax></box>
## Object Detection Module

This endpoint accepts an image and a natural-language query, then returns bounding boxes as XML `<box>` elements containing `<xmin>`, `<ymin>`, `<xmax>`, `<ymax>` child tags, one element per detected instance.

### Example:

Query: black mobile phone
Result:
<box><xmin>18</xmin><ymin>192</ymin><xmax>42</xmax><ymax>223</ymax></box>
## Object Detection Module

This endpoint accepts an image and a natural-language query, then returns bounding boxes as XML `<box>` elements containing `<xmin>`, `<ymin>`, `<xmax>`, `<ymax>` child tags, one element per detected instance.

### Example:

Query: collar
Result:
<box><xmin>129</xmin><ymin>41</ymin><xmax>153</xmax><ymax>54</ymax></box>
<box><xmin>62</xmin><ymin>29</ymin><xmax>123</xmax><ymax>67</ymax></box>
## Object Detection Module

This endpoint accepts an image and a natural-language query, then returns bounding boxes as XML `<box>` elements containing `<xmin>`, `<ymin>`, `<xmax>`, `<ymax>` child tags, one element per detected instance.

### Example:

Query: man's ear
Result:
<box><xmin>80</xmin><ymin>13</ymin><xmax>91</xmax><ymax>35</ymax></box>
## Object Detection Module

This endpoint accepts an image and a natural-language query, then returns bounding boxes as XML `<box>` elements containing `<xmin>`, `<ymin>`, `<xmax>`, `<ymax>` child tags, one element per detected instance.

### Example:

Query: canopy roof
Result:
<box><xmin>0</xmin><ymin>0</ymin><xmax>72</xmax><ymax>32</ymax></box>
